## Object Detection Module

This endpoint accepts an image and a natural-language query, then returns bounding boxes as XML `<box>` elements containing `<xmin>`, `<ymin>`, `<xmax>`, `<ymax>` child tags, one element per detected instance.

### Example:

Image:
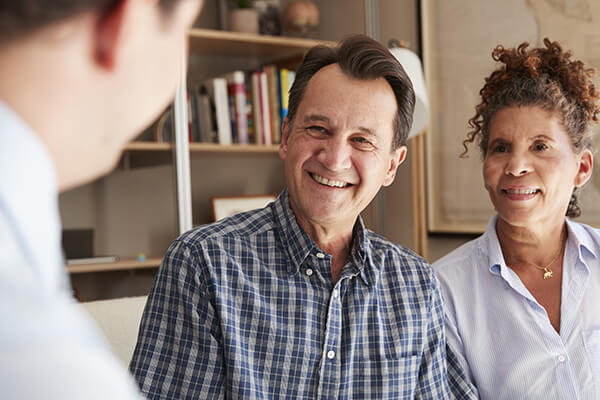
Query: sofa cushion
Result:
<box><xmin>81</xmin><ymin>296</ymin><xmax>147</xmax><ymax>366</ymax></box>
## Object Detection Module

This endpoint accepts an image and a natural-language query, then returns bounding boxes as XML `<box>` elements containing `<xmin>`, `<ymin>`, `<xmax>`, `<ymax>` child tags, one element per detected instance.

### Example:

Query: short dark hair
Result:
<box><xmin>464</xmin><ymin>38</ymin><xmax>600</xmax><ymax>217</ymax></box>
<box><xmin>287</xmin><ymin>34</ymin><xmax>416</xmax><ymax>150</ymax></box>
<box><xmin>0</xmin><ymin>0</ymin><xmax>178</xmax><ymax>42</ymax></box>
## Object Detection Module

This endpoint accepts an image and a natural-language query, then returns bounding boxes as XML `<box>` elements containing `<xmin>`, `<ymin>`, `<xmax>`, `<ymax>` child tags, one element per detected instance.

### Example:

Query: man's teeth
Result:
<box><xmin>312</xmin><ymin>174</ymin><xmax>347</xmax><ymax>188</ymax></box>
<box><xmin>505</xmin><ymin>188</ymin><xmax>539</xmax><ymax>195</ymax></box>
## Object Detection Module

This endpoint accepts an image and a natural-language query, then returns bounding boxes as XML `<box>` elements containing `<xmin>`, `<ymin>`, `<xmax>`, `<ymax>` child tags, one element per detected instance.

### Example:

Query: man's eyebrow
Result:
<box><xmin>302</xmin><ymin>114</ymin><xmax>330</xmax><ymax>124</ymax></box>
<box><xmin>302</xmin><ymin>114</ymin><xmax>376</xmax><ymax>136</ymax></box>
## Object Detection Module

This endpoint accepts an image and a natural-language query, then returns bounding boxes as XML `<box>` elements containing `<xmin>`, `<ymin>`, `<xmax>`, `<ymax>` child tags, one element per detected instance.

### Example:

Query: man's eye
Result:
<box><xmin>307</xmin><ymin>126</ymin><xmax>326</xmax><ymax>134</ymax></box>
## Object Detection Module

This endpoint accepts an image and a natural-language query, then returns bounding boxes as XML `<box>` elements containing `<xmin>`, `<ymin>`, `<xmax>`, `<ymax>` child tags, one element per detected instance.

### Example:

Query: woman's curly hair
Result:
<box><xmin>463</xmin><ymin>38</ymin><xmax>600</xmax><ymax>217</ymax></box>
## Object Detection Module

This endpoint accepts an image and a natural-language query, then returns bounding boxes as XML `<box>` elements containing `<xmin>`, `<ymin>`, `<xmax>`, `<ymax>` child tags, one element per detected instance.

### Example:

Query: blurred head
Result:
<box><xmin>0</xmin><ymin>0</ymin><xmax>203</xmax><ymax>191</ymax></box>
<box><xmin>0</xmin><ymin>0</ymin><xmax>180</xmax><ymax>43</ymax></box>
<box><xmin>464</xmin><ymin>38</ymin><xmax>600</xmax><ymax>218</ymax></box>
<box><xmin>287</xmin><ymin>34</ymin><xmax>416</xmax><ymax>150</ymax></box>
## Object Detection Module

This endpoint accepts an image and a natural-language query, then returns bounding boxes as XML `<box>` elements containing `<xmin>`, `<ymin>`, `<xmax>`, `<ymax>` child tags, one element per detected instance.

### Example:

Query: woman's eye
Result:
<box><xmin>491</xmin><ymin>144</ymin><xmax>507</xmax><ymax>153</ymax></box>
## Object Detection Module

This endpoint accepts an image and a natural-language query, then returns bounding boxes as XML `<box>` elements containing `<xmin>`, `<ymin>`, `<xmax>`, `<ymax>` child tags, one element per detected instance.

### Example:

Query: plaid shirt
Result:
<box><xmin>130</xmin><ymin>189</ymin><xmax>476</xmax><ymax>399</ymax></box>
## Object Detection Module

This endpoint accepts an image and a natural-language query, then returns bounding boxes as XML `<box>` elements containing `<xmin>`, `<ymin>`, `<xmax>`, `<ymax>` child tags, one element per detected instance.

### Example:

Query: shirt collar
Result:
<box><xmin>0</xmin><ymin>100</ymin><xmax>63</xmax><ymax>290</ymax></box>
<box><xmin>484</xmin><ymin>214</ymin><xmax>599</xmax><ymax>277</ymax></box>
<box><xmin>272</xmin><ymin>188</ymin><xmax>371</xmax><ymax>284</ymax></box>
<box><xmin>483</xmin><ymin>215</ymin><xmax>505</xmax><ymax>276</ymax></box>
<box><xmin>565</xmin><ymin>217</ymin><xmax>598</xmax><ymax>261</ymax></box>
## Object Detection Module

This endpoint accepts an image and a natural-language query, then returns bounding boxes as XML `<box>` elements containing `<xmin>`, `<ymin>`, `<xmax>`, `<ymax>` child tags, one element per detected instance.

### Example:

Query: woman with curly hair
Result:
<box><xmin>433</xmin><ymin>38</ymin><xmax>600</xmax><ymax>399</ymax></box>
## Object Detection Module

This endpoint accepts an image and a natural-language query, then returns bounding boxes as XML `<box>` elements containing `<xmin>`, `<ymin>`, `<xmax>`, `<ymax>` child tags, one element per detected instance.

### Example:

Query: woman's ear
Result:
<box><xmin>574</xmin><ymin>148</ymin><xmax>593</xmax><ymax>188</ymax></box>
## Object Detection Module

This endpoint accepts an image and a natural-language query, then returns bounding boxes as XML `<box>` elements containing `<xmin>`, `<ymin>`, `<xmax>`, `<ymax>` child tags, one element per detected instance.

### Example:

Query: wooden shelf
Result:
<box><xmin>188</xmin><ymin>28</ymin><xmax>335</xmax><ymax>60</ymax></box>
<box><xmin>126</xmin><ymin>142</ymin><xmax>279</xmax><ymax>154</ymax></box>
<box><xmin>67</xmin><ymin>257</ymin><xmax>162</xmax><ymax>274</ymax></box>
<box><xmin>125</xmin><ymin>142</ymin><xmax>172</xmax><ymax>151</ymax></box>
<box><xmin>189</xmin><ymin>143</ymin><xmax>279</xmax><ymax>155</ymax></box>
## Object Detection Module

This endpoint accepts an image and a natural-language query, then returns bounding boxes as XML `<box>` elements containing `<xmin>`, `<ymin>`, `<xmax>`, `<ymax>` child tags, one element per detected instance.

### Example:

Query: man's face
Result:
<box><xmin>279</xmin><ymin>63</ymin><xmax>406</xmax><ymax>231</ymax></box>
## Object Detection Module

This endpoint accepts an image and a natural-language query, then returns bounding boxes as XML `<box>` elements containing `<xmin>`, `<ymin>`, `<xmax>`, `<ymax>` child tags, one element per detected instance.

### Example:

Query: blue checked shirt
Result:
<box><xmin>130</xmin><ymin>189</ymin><xmax>476</xmax><ymax>399</ymax></box>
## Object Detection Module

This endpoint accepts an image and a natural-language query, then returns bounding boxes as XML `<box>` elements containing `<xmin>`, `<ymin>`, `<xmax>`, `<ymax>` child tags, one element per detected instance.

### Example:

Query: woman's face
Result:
<box><xmin>483</xmin><ymin>106</ymin><xmax>592</xmax><ymax>228</ymax></box>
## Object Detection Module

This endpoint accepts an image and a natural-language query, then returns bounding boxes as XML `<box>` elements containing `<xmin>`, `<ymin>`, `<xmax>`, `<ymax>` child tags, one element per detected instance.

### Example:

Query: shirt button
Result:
<box><xmin>305</xmin><ymin>268</ymin><xmax>313</xmax><ymax>276</ymax></box>
<box><xmin>327</xmin><ymin>350</ymin><xmax>336</xmax><ymax>359</ymax></box>
<box><xmin>316</xmin><ymin>252</ymin><xmax>325</xmax><ymax>259</ymax></box>
<box><xmin>332</xmin><ymin>289</ymin><xmax>339</xmax><ymax>298</ymax></box>
<box><xmin>557</xmin><ymin>355</ymin><xmax>566</xmax><ymax>363</ymax></box>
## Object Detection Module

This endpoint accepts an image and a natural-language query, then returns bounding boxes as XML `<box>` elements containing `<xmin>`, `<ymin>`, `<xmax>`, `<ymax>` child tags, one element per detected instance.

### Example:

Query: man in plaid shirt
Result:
<box><xmin>130</xmin><ymin>35</ymin><xmax>477</xmax><ymax>399</ymax></box>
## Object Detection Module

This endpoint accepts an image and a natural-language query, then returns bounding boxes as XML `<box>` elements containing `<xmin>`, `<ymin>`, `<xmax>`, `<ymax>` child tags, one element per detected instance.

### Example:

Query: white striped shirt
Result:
<box><xmin>434</xmin><ymin>215</ymin><xmax>600</xmax><ymax>399</ymax></box>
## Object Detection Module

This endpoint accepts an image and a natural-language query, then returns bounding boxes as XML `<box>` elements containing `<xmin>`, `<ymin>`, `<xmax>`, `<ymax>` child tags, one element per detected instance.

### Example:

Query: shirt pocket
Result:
<box><xmin>584</xmin><ymin>330</ymin><xmax>600</xmax><ymax>380</ymax></box>
<box><xmin>352</xmin><ymin>356</ymin><xmax>420</xmax><ymax>398</ymax></box>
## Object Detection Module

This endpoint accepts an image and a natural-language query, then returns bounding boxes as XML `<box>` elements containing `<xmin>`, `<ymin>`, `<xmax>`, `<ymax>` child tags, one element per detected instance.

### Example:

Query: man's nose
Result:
<box><xmin>318</xmin><ymin>136</ymin><xmax>352</xmax><ymax>171</ymax></box>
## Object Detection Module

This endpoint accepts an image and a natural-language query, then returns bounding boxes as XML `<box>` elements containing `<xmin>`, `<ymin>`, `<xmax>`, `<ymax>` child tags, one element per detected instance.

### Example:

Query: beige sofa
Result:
<box><xmin>81</xmin><ymin>296</ymin><xmax>147</xmax><ymax>366</ymax></box>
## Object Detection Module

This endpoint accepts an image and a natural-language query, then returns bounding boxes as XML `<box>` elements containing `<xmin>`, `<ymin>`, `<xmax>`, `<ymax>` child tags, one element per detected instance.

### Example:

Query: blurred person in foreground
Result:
<box><xmin>433</xmin><ymin>38</ymin><xmax>600</xmax><ymax>399</ymax></box>
<box><xmin>0</xmin><ymin>0</ymin><xmax>203</xmax><ymax>398</ymax></box>
<box><xmin>130</xmin><ymin>35</ymin><xmax>477</xmax><ymax>399</ymax></box>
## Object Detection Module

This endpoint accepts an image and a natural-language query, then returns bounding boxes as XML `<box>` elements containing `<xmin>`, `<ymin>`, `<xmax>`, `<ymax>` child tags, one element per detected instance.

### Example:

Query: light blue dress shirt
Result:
<box><xmin>0</xmin><ymin>101</ymin><xmax>142</xmax><ymax>399</ymax></box>
<box><xmin>433</xmin><ymin>215</ymin><xmax>600</xmax><ymax>399</ymax></box>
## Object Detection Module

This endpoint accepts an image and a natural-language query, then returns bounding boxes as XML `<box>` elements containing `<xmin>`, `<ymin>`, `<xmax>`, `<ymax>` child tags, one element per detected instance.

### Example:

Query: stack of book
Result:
<box><xmin>184</xmin><ymin>65</ymin><xmax>296</xmax><ymax>146</ymax></box>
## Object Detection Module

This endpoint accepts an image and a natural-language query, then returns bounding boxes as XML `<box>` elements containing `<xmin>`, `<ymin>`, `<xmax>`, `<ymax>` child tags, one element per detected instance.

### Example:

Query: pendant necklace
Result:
<box><xmin>515</xmin><ymin>230</ymin><xmax>566</xmax><ymax>280</ymax></box>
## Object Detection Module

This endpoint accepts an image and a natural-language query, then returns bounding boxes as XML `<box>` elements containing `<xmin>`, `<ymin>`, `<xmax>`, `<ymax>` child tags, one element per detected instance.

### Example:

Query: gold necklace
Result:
<box><xmin>507</xmin><ymin>230</ymin><xmax>566</xmax><ymax>280</ymax></box>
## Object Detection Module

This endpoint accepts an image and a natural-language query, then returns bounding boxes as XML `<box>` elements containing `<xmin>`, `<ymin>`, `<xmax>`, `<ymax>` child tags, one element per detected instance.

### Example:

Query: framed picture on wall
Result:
<box><xmin>211</xmin><ymin>195</ymin><xmax>277</xmax><ymax>222</ymax></box>
<box><xmin>422</xmin><ymin>0</ymin><xmax>600</xmax><ymax>232</ymax></box>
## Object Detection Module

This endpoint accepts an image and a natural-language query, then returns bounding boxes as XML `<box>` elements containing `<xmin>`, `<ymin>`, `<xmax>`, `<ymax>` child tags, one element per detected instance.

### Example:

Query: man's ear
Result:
<box><xmin>279</xmin><ymin>117</ymin><xmax>290</xmax><ymax>160</ymax></box>
<box><xmin>382</xmin><ymin>145</ymin><xmax>407</xmax><ymax>187</ymax></box>
<box><xmin>93</xmin><ymin>0</ymin><xmax>129</xmax><ymax>69</ymax></box>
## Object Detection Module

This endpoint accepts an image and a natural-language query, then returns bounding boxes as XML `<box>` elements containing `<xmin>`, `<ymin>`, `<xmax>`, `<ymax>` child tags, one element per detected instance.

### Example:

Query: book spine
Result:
<box><xmin>251</xmin><ymin>71</ymin><xmax>263</xmax><ymax>145</ymax></box>
<box><xmin>259</xmin><ymin>70</ymin><xmax>272</xmax><ymax>146</ymax></box>
<box><xmin>279</xmin><ymin>68</ymin><xmax>289</xmax><ymax>120</ymax></box>
<box><xmin>230</xmin><ymin>71</ymin><xmax>249</xmax><ymax>144</ymax></box>
<box><xmin>265</xmin><ymin>65</ymin><xmax>281</xmax><ymax>144</ymax></box>
<box><xmin>213</xmin><ymin>78</ymin><xmax>232</xmax><ymax>145</ymax></box>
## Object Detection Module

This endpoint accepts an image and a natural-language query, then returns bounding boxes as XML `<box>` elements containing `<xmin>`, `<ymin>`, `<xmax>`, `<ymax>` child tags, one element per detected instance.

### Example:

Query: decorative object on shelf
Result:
<box><xmin>228</xmin><ymin>0</ymin><xmax>260</xmax><ymax>34</ymax></box>
<box><xmin>388</xmin><ymin>39</ymin><xmax>430</xmax><ymax>139</ymax></box>
<box><xmin>253</xmin><ymin>0</ymin><xmax>282</xmax><ymax>35</ymax></box>
<box><xmin>211</xmin><ymin>195</ymin><xmax>277</xmax><ymax>222</ymax></box>
<box><xmin>136</xmin><ymin>253</ymin><xmax>146</xmax><ymax>262</ymax></box>
<box><xmin>281</xmin><ymin>0</ymin><xmax>319</xmax><ymax>36</ymax></box>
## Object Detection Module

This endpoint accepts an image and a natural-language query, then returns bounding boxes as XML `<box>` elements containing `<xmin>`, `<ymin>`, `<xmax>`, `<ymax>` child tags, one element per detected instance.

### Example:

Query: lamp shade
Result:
<box><xmin>389</xmin><ymin>47</ymin><xmax>430</xmax><ymax>139</ymax></box>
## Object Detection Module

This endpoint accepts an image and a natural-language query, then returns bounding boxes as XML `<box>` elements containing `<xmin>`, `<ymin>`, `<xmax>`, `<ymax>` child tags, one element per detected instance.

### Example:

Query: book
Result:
<box><xmin>196</xmin><ymin>85</ymin><xmax>217</xmax><ymax>143</ymax></box>
<box><xmin>227</xmin><ymin>71</ymin><xmax>249</xmax><ymax>144</ymax></box>
<box><xmin>259</xmin><ymin>70</ymin><xmax>272</xmax><ymax>145</ymax></box>
<box><xmin>279</xmin><ymin>68</ymin><xmax>289</xmax><ymax>120</ymax></box>
<box><xmin>251</xmin><ymin>71</ymin><xmax>263</xmax><ymax>144</ymax></box>
<box><xmin>264</xmin><ymin>65</ymin><xmax>281</xmax><ymax>144</ymax></box>
<box><xmin>203</xmin><ymin>77</ymin><xmax>232</xmax><ymax>145</ymax></box>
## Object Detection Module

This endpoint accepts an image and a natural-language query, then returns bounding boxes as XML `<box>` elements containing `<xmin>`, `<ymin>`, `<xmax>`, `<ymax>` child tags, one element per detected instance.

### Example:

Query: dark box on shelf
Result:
<box><xmin>62</xmin><ymin>229</ymin><xmax>93</xmax><ymax>259</ymax></box>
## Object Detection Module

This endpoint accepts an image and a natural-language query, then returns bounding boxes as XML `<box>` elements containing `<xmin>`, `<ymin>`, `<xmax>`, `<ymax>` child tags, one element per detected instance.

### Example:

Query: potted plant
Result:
<box><xmin>228</xmin><ymin>0</ymin><xmax>259</xmax><ymax>34</ymax></box>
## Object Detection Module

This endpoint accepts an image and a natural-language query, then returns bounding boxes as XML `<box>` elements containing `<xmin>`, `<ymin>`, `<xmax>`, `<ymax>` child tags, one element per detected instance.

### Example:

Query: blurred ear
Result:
<box><xmin>279</xmin><ymin>117</ymin><xmax>290</xmax><ymax>160</ymax></box>
<box><xmin>574</xmin><ymin>148</ymin><xmax>593</xmax><ymax>187</ymax></box>
<box><xmin>382</xmin><ymin>146</ymin><xmax>407</xmax><ymax>187</ymax></box>
<box><xmin>93</xmin><ymin>0</ymin><xmax>129</xmax><ymax>69</ymax></box>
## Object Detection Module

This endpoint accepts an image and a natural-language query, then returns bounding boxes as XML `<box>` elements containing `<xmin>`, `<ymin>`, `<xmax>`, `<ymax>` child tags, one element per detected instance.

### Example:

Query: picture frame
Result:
<box><xmin>211</xmin><ymin>195</ymin><xmax>277</xmax><ymax>221</ymax></box>
<box><xmin>422</xmin><ymin>0</ymin><xmax>600</xmax><ymax>233</ymax></box>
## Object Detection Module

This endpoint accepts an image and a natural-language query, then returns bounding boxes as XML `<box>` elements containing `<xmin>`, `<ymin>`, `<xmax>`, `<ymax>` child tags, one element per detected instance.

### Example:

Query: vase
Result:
<box><xmin>228</xmin><ymin>8</ymin><xmax>260</xmax><ymax>34</ymax></box>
